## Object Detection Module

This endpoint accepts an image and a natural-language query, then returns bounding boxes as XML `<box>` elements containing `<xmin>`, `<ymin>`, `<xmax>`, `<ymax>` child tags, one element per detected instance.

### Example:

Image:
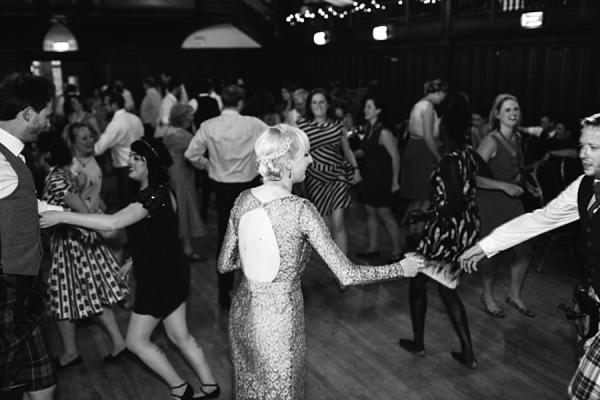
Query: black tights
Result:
<box><xmin>407</xmin><ymin>272</ymin><xmax>475</xmax><ymax>359</ymax></box>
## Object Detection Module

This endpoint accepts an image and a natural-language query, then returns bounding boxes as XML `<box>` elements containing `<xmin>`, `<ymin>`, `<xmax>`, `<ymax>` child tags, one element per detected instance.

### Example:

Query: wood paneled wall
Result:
<box><xmin>3</xmin><ymin>31</ymin><xmax>598</xmax><ymax>130</ymax></box>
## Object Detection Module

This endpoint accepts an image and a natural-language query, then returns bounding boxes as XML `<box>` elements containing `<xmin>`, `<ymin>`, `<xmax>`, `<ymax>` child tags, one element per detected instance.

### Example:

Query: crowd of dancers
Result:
<box><xmin>0</xmin><ymin>70</ymin><xmax>596</xmax><ymax>400</ymax></box>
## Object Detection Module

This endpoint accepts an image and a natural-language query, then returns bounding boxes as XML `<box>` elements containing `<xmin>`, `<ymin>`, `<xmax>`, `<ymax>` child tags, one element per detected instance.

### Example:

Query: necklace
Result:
<box><xmin>75</xmin><ymin>155</ymin><xmax>93</xmax><ymax>168</ymax></box>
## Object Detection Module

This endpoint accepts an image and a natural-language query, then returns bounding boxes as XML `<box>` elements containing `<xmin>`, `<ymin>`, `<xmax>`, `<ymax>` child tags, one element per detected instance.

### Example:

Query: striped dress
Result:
<box><xmin>297</xmin><ymin>117</ymin><xmax>352</xmax><ymax>216</ymax></box>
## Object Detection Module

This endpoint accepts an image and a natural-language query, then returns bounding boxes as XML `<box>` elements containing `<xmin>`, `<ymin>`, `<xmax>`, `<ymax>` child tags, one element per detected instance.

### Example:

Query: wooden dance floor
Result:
<box><xmin>32</xmin><ymin>191</ymin><xmax>582</xmax><ymax>400</ymax></box>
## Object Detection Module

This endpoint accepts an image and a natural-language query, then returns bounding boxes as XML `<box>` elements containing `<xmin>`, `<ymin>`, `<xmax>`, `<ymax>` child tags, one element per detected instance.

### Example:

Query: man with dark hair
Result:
<box><xmin>140</xmin><ymin>76</ymin><xmax>162</xmax><ymax>139</ymax></box>
<box><xmin>95</xmin><ymin>91</ymin><xmax>143</xmax><ymax>208</ymax></box>
<box><xmin>0</xmin><ymin>72</ymin><xmax>62</xmax><ymax>400</ymax></box>
<box><xmin>185</xmin><ymin>84</ymin><xmax>268</xmax><ymax>307</ymax></box>
<box><xmin>460</xmin><ymin>113</ymin><xmax>600</xmax><ymax>400</ymax></box>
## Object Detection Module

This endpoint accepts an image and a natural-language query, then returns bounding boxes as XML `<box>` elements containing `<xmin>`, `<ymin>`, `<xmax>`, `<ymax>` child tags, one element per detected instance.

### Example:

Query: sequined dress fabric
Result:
<box><xmin>218</xmin><ymin>190</ymin><xmax>406</xmax><ymax>400</ymax></box>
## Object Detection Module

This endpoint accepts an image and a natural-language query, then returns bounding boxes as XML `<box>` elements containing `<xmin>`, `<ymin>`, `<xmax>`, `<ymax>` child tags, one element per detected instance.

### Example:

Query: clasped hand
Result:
<box><xmin>39</xmin><ymin>211</ymin><xmax>63</xmax><ymax>229</ymax></box>
<box><xmin>458</xmin><ymin>244</ymin><xmax>487</xmax><ymax>273</ymax></box>
<box><xmin>399</xmin><ymin>257</ymin><xmax>425</xmax><ymax>278</ymax></box>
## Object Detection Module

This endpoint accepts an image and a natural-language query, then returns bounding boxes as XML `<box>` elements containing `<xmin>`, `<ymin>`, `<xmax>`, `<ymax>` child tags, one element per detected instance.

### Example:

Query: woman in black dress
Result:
<box><xmin>399</xmin><ymin>103</ymin><xmax>484</xmax><ymax>369</ymax></box>
<box><xmin>354</xmin><ymin>95</ymin><xmax>403</xmax><ymax>262</ymax></box>
<box><xmin>40</xmin><ymin>138</ymin><xmax>219</xmax><ymax>400</ymax></box>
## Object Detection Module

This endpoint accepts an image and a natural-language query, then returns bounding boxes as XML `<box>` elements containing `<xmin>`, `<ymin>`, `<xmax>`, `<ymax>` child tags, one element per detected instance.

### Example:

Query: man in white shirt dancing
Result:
<box><xmin>460</xmin><ymin>113</ymin><xmax>600</xmax><ymax>400</ymax></box>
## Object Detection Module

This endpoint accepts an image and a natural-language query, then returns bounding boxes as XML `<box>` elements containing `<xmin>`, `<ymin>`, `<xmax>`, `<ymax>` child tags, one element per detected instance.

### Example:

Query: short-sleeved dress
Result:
<box><xmin>42</xmin><ymin>167</ymin><xmax>128</xmax><ymax>320</ymax></box>
<box><xmin>361</xmin><ymin>122</ymin><xmax>394</xmax><ymax>208</ymax></box>
<box><xmin>218</xmin><ymin>190</ymin><xmax>407</xmax><ymax>400</ymax></box>
<box><xmin>73</xmin><ymin>156</ymin><xmax>103</xmax><ymax>213</ymax></box>
<box><xmin>163</xmin><ymin>126</ymin><xmax>206</xmax><ymax>240</ymax></box>
<box><xmin>408</xmin><ymin>147</ymin><xmax>480</xmax><ymax>289</ymax></box>
<box><xmin>126</xmin><ymin>184</ymin><xmax>190</xmax><ymax>318</ymax></box>
<box><xmin>296</xmin><ymin>117</ymin><xmax>353</xmax><ymax>216</ymax></box>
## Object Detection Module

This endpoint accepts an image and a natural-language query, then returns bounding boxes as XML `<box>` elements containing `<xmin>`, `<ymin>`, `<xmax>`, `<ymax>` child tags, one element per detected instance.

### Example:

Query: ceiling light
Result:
<box><xmin>43</xmin><ymin>21</ymin><xmax>78</xmax><ymax>52</ymax></box>
<box><xmin>521</xmin><ymin>11</ymin><xmax>543</xmax><ymax>29</ymax></box>
<box><xmin>314</xmin><ymin>31</ymin><xmax>329</xmax><ymax>45</ymax></box>
<box><xmin>373</xmin><ymin>25</ymin><xmax>388</xmax><ymax>40</ymax></box>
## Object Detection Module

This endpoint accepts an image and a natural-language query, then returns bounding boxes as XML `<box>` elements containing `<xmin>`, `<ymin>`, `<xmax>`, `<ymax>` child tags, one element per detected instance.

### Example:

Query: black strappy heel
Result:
<box><xmin>193</xmin><ymin>382</ymin><xmax>220</xmax><ymax>399</ymax></box>
<box><xmin>170</xmin><ymin>382</ymin><xmax>194</xmax><ymax>400</ymax></box>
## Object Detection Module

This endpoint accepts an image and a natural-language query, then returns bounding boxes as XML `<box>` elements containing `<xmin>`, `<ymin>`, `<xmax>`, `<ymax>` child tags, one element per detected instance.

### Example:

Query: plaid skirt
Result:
<box><xmin>0</xmin><ymin>273</ymin><xmax>56</xmax><ymax>394</ymax></box>
<box><xmin>569</xmin><ymin>332</ymin><xmax>600</xmax><ymax>399</ymax></box>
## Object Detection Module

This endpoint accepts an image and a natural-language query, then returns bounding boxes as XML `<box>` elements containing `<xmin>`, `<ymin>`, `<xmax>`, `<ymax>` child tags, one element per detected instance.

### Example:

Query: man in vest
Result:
<box><xmin>459</xmin><ymin>112</ymin><xmax>600</xmax><ymax>400</ymax></box>
<box><xmin>0</xmin><ymin>72</ymin><xmax>62</xmax><ymax>400</ymax></box>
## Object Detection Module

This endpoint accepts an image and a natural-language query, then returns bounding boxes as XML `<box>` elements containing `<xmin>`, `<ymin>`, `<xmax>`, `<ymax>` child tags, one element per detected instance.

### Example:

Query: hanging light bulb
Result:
<box><xmin>43</xmin><ymin>20</ymin><xmax>78</xmax><ymax>52</ymax></box>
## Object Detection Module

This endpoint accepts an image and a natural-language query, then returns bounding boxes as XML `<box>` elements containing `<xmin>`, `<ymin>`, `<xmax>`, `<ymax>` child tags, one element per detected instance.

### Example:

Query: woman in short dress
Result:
<box><xmin>354</xmin><ymin>95</ymin><xmax>403</xmax><ymax>262</ymax></box>
<box><xmin>398</xmin><ymin>103</ymin><xmax>484</xmax><ymax>369</ymax></box>
<box><xmin>40</xmin><ymin>138</ymin><xmax>219</xmax><ymax>400</ymax></box>
<box><xmin>39</xmin><ymin>130</ymin><xmax>128</xmax><ymax>369</ymax></box>
<box><xmin>296</xmin><ymin>89</ymin><xmax>361</xmax><ymax>256</ymax></box>
<box><xmin>475</xmin><ymin>94</ymin><xmax>533</xmax><ymax>318</ymax></box>
<box><xmin>400</xmin><ymin>79</ymin><xmax>448</xmax><ymax>249</ymax></box>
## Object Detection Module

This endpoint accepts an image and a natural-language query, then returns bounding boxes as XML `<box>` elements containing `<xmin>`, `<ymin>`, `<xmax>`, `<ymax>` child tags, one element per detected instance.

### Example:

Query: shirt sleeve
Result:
<box><xmin>95</xmin><ymin>120</ymin><xmax>123</xmax><ymax>156</ymax></box>
<box><xmin>184</xmin><ymin>126</ymin><xmax>209</xmax><ymax>169</ymax></box>
<box><xmin>38</xmin><ymin>200</ymin><xmax>64</xmax><ymax>213</ymax></box>
<box><xmin>480</xmin><ymin>175</ymin><xmax>582</xmax><ymax>257</ymax></box>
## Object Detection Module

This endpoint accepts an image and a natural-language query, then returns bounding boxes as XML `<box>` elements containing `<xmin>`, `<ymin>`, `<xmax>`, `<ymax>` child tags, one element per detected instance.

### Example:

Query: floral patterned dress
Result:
<box><xmin>42</xmin><ymin>167</ymin><xmax>128</xmax><ymax>320</ymax></box>
<box><xmin>218</xmin><ymin>190</ymin><xmax>407</xmax><ymax>400</ymax></box>
<box><xmin>409</xmin><ymin>146</ymin><xmax>480</xmax><ymax>289</ymax></box>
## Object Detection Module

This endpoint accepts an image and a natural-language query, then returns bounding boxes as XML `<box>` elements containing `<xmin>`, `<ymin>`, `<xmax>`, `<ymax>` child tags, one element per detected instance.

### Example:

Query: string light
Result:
<box><xmin>285</xmin><ymin>0</ymin><xmax>386</xmax><ymax>26</ymax></box>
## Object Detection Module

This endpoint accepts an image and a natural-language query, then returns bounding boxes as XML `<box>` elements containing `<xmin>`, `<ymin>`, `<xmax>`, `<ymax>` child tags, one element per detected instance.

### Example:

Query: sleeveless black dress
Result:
<box><xmin>127</xmin><ymin>183</ymin><xmax>190</xmax><ymax>318</ymax></box>
<box><xmin>360</xmin><ymin>122</ymin><xmax>394</xmax><ymax>208</ymax></box>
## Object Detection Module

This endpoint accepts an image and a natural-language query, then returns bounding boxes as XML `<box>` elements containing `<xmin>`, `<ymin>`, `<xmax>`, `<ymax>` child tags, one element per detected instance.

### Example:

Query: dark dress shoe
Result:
<box><xmin>356</xmin><ymin>250</ymin><xmax>380</xmax><ymax>258</ymax></box>
<box><xmin>54</xmin><ymin>355</ymin><xmax>83</xmax><ymax>370</ymax></box>
<box><xmin>102</xmin><ymin>348</ymin><xmax>132</xmax><ymax>363</ymax></box>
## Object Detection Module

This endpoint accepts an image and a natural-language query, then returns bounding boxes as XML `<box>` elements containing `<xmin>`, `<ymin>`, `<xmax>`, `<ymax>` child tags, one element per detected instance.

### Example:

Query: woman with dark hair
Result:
<box><xmin>164</xmin><ymin>104</ymin><xmax>206</xmax><ymax>260</ymax></box>
<box><xmin>38</xmin><ymin>131</ymin><xmax>129</xmax><ymax>370</ymax></box>
<box><xmin>398</xmin><ymin>103</ymin><xmax>483</xmax><ymax>369</ymax></box>
<box><xmin>354</xmin><ymin>95</ymin><xmax>403</xmax><ymax>262</ymax></box>
<box><xmin>400</xmin><ymin>79</ymin><xmax>448</xmax><ymax>250</ymax></box>
<box><xmin>475</xmin><ymin>94</ymin><xmax>532</xmax><ymax>318</ymax></box>
<box><xmin>296</xmin><ymin>89</ymin><xmax>361</xmax><ymax>266</ymax></box>
<box><xmin>40</xmin><ymin>138</ymin><xmax>220</xmax><ymax>399</ymax></box>
<box><xmin>242</xmin><ymin>89</ymin><xmax>282</xmax><ymax>126</ymax></box>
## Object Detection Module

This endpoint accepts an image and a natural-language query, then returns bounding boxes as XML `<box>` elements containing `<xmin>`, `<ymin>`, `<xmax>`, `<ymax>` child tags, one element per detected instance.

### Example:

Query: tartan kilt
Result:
<box><xmin>0</xmin><ymin>274</ymin><xmax>56</xmax><ymax>394</ymax></box>
<box><xmin>570</xmin><ymin>332</ymin><xmax>600</xmax><ymax>400</ymax></box>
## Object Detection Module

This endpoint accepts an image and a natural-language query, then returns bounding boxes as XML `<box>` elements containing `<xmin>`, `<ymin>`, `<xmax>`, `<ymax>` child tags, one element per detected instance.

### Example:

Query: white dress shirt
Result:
<box><xmin>155</xmin><ymin>93</ymin><xmax>177</xmax><ymax>139</ymax></box>
<box><xmin>0</xmin><ymin>127</ymin><xmax>62</xmax><ymax>211</ymax></box>
<box><xmin>94</xmin><ymin>109</ymin><xmax>143</xmax><ymax>168</ymax></box>
<box><xmin>184</xmin><ymin>109</ymin><xmax>268</xmax><ymax>183</ymax></box>
<box><xmin>480</xmin><ymin>175</ymin><xmax>591</xmax><ymax>257</ymax></box>
<box><xmin>140</xmin><ymin>87</ymin><xmax>162</xmax><ymax>126</ymax></box>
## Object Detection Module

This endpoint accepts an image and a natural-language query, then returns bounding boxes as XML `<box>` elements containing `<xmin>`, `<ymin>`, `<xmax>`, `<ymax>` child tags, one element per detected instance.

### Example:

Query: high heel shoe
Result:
<box><xmin>170</xmin><ymin>382</ymin><xmax>194</xmax><ymax>400</ymax></box>
<box><xmin>451</xmin><ymin>351</ymin><xmax>478</xmax><ymax>370</ymax></box>
<box><xmin>193</xmin><ymin>382</ymin><xmax>220</xmax><ymax>399</ymax></box>
<box><xmin>398</xmin><ymin>339</ymin><xmax>425</xmax><ymax>357</ymax></box>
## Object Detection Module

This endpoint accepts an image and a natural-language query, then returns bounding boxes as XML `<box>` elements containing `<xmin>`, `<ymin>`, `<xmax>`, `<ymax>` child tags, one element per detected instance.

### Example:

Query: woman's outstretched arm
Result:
<box><xmin>40</xmin><ymin>202</ymin><xmax>148</xmax><ymax>231</ymax></box>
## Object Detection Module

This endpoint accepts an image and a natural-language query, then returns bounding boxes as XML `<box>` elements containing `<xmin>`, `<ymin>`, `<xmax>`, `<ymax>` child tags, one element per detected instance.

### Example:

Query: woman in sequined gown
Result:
<box><xmin>218</xmin><ymin>124</ymin><xmax>423</xmax><ymax>400</ymax></box>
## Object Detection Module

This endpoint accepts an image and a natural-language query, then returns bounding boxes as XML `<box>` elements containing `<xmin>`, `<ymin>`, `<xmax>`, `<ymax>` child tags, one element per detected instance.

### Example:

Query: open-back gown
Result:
<box><xmin>218</xmin><ymin>190</ymin><xmax>407</xmax><ymax>400</ymax></box>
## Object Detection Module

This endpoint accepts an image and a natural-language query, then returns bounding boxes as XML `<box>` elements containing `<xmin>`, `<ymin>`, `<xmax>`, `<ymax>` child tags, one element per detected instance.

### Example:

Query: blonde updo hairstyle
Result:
<box><xmin>255</xmin><ymin>124</ymin><xmax>310</xmax><ymax>182</ymax></box>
